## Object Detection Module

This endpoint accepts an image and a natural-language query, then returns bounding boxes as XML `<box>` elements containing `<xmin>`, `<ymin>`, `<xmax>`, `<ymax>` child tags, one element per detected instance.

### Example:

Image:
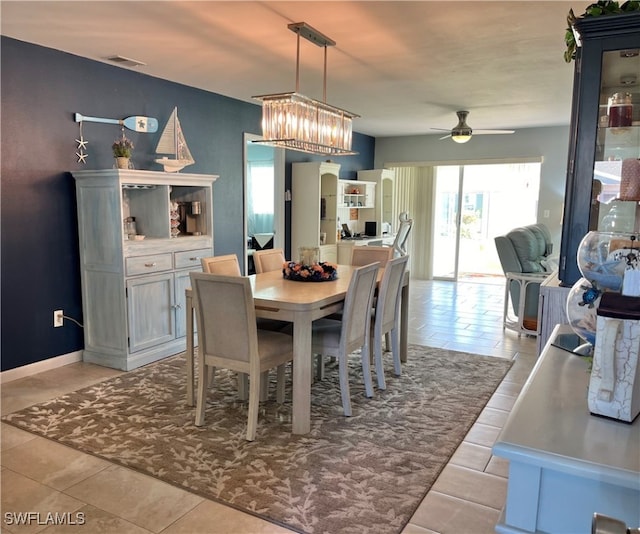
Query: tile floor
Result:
<box><xmin>1</xmin><ymin>279</ymin><xmax>537</xmax><ymax>534</ymax></box>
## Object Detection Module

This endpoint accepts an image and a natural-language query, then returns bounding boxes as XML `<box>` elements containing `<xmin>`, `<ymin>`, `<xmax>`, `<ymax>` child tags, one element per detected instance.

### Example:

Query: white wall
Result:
<box><xmin>373</xmin><ymin>125</ymin><xmax>570</xmax><ymax>252</ymax></box>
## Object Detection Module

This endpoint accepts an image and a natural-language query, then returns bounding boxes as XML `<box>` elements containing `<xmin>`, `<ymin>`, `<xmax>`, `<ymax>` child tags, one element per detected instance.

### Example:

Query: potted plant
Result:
<box><xmin>112</xmin><ymin>135</ymin><xmax>134</xmax><ymax>169</ymax></box>
<box><xmin>565</xmin><ymin>1</ymin><xmax>640</xmax><ymax>63</ymax></box>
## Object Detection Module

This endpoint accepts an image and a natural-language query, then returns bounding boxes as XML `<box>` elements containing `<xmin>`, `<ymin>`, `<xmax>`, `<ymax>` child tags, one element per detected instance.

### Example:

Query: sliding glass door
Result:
<box><xmin>432</xmin><ymin>162</ymin><xmax>541</xmax><ymax>281</ymax></box>
<box><xmin>433</xmin><ymin>166</ymin><xmax>462</xmax><ymax>280</ymax></box>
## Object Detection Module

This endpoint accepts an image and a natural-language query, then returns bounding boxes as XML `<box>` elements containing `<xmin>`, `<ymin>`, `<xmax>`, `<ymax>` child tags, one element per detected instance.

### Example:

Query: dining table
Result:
<box><xmin>184</xmin><ymin>264</ymin><xmax>410</xmax><ymax>435</ymax></box>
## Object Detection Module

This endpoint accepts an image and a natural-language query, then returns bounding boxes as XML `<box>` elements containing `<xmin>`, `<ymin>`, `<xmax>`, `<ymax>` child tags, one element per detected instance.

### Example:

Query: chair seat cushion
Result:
<box><xmin>311</xmin><ymin>318</ymin><xmax>342</xmax><ymax>351</ymax></box>
<box><xmin>256</xmin><ymin>330</ymin><xmax>293</xmax><ymax>367</ymax></box>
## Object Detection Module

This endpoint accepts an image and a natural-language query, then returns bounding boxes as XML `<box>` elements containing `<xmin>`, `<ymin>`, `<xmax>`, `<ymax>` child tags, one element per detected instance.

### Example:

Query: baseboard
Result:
<box><xmin>1</xmin><ymin>351</ymin><xmax>83</xmax><ymax>384</ymax></box>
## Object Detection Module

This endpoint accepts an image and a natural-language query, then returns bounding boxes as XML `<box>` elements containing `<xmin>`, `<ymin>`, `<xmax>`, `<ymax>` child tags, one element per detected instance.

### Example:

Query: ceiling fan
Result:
<box><xmin>432</xmin><ymin>110</ymin><xmax>515</xmax><ymax>143</ymax></box>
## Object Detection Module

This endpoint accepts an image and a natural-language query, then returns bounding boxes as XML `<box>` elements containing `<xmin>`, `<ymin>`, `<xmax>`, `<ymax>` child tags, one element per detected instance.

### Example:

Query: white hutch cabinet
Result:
<box><xmin>357</xmin><ymin>168</ymin><xmax>395</xmax><ymax>234</ymax></box>
<box><xmin>72</xmin><ymin>169</ymin><xmax>217</xmax><ymax>370</ymax></box>
<box><xmin>291</xmin><ymin>162</ymin><xmax>379</xmax><ymax>264</ymax></box>
<box><xmin>291</xmin><ymin>161</ymin><xmax>341</xmax><ymax>263</ymax></box>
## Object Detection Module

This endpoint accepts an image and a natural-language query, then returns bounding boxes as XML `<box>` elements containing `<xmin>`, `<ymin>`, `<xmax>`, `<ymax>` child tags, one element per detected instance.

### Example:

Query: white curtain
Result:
<box><xmin>390</xmin><ymin>166</ymin><xmax>434</xmax><ymax>280</ymax></box>
<box><xmin>247</xmin><ymin>161</ymin><xmax>275</xmax><ymax>235</ymax></box>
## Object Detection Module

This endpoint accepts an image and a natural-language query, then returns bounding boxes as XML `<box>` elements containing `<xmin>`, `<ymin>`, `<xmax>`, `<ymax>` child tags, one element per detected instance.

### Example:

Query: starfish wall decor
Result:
<box><xmin>75</xmin><ymin>120</ymin><xmax>88</xmax><ymax>164</ymax></box>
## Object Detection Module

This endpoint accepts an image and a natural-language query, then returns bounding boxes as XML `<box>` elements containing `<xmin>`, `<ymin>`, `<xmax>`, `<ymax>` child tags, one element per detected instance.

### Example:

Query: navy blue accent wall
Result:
<box><xmin>1</xmin><ymin>37</ymin><xmax>374</xmax><ymax>371</ymax></box>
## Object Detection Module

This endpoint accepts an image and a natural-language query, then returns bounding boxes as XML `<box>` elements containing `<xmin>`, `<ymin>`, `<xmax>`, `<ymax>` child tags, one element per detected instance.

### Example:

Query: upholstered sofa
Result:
<box><xmin>494</xmin><ymin>223</ymin><xmax>555</xmax><ymax>336</ymax></box>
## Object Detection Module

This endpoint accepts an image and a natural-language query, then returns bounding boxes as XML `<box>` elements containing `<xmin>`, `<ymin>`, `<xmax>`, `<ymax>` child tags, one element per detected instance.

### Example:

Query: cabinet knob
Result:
<box><xmin>189</xmin><ymin>257</ymin><xmax>199</xmax><ymax>261</ymax></box>
<box><xmin>144</xmin><ymin>262</ymin><xmax>157</xmax><ymax>267</ymax></box>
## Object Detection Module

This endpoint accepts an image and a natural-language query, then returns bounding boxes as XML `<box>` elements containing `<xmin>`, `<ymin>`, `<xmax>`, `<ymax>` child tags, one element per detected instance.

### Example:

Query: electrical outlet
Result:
<box><xmin>54</xmin><ymin>309</ymin><xmax>64</xmax><ymax>327</ymax></box>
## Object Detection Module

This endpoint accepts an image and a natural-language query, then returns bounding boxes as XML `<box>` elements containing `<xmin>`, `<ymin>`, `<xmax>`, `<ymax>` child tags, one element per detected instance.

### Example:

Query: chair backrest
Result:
<box><xmin>190</xmin><ymin>272</ymin><xmax>257</xmax><ymax>366</ymax></box>
<box><xmin>201</xmin><ymin>254</ymin><xmax>241</xmax><ymax>276</ymax></box>
<box><xmin>350</xmin><ymin>246</ymin><xmax>393</xmax><ymax>267</ymax></box>
<box><xmin>375</xmin><ymin>255</ymin><xmax>409</xmax><ymax>335</ymax></box>
<box><xmin>494</xmin><ymin>224</ymin><xmax>552</xmax><ymax>320</ymax></box>
<box><xmin>494</xmin><ymin>224</ymin><xmax>552</xmax><ymax>275</ymax></box>
<box><xmin>392</xmin><ymin>212</ymin><xmax>413</xmax><ymax>257</ymax></box>
<box><xmin>340</xmin><ymin>262</ymin><xmax>380</xmax><ymax>355</ymax></box>
<box><xmin>253</xmin><ymin>248</ymin><xmax>286</xmax><ymax>273</ymax></box>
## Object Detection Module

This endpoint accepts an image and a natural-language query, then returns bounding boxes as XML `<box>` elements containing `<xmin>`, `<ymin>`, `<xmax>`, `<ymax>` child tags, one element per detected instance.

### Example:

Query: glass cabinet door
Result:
<box><xmin>592</xmin><ymin>49</ymin><xmax>640</xmax><ymax>234</ymax></box>
<box><xmin>558</xmin><ymin>13</ymin><xmax>640</xmax><ymax>286</ymax></box>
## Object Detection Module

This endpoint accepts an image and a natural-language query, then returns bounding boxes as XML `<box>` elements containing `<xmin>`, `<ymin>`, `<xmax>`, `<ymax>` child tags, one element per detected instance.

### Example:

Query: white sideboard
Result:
<box><xmin>493</xmin><ymin>325</ymin><xmax>640</xmax><ymax>533</ymax></box>
<box><xmin>73</xmin><ymin>169</ymin><xmax>217</xmax><ymax>371</ymax></box>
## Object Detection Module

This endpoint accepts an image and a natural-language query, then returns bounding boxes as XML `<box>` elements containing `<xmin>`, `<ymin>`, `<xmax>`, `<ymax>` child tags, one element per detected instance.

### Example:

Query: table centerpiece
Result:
<box><xmin>282</xmin><ymin>261</ymin><xmax>338</xmax><ymax>282</ymax></box>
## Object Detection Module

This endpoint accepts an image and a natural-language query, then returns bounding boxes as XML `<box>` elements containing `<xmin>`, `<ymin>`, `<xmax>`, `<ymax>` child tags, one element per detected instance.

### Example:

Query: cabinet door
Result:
<box><xmin>174</xmin><ymin>268</ymin><xmax>199</xmax><ymax>338</ymax></box>
<box><xmin>127</xmin><ymin>272</ymin><xmax>175</xmax><ymax>352</ymax></box>
<box><xmin>559</xmin><ymin>14</ymin><xmax>640</xmax><ymax>286</ymax></box>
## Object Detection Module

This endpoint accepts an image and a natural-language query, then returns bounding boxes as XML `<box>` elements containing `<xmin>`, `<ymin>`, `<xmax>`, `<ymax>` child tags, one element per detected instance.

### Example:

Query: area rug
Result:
<box><xmin>3</xmin><ymin>345</ymin><xmax>512</xmax><ymax>534</ymax></box>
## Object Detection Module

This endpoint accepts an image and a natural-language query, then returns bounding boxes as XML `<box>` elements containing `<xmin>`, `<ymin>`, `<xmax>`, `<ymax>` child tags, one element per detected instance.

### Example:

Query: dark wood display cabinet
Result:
<box><xmin>559</xmin><ymin>12</ymin><xmax>640</xmax><ymax>286</ymax></box>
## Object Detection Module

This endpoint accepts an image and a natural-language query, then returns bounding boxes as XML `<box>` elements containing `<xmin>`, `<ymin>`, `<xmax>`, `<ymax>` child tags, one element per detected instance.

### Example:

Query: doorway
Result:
<box><xmin>432</xmin><ymin>161</ymin><xmax>541</xmax><ymax>281</ymax></box>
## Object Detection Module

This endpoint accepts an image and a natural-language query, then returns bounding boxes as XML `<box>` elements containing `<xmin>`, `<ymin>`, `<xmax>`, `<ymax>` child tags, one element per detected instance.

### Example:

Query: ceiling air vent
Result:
<box><xmin>106</xmin><ymin>55</ymin><xmax>146</xmax><ymax>68</ymax></box>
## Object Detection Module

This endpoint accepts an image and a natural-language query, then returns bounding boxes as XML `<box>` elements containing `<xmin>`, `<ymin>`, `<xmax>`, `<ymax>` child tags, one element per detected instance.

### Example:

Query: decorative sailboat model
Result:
<box><xmin>154</xmin><ymin>107</ymin><xmax>194</xmax><ymax>172</ymax></box>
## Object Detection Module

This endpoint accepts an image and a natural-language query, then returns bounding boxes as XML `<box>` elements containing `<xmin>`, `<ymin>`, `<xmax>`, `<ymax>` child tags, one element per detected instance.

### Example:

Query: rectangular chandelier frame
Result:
<box><xmin>252</xmin><ymin>22</ymin><xmax>359</xmax><ymax>156</ymax></box>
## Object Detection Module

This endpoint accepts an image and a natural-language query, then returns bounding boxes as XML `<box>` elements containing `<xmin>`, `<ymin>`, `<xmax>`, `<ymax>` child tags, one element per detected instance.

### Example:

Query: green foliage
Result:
<box><xmin>460</xmin><ymin>213</ymin><xmax>478</xmax><ymax>239</ymax></box>
<box><xmin>564</xmin><ymin>1</ymin><xmax>640</xmax><ymax>63</ymax></box>
<box><xmin>112</xmin><ymin>136</ymin><xmax>134</xmax><ymax>158</ymax></box>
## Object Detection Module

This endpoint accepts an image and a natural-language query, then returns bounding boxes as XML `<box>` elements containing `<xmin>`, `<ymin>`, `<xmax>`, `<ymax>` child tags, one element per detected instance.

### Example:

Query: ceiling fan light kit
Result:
<box><xmin>434</xmin><ymin>110</ymin><xmax>514</xmax><ymax>143</ymax></box>
<box><xmin>252</xmin><ymin>22</ymin><xmax>359</xmax><ymax>156</ymax></box>
<box><xmin>450</xmin><ymin>110</ymin><xmax>473</xmax><ymax>143</ymax></box>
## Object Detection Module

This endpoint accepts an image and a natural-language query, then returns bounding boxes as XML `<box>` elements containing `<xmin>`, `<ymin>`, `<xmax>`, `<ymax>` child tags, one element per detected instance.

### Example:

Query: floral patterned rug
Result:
<box><xmin>3</xmin><ymin>345</ymin><xmax>512</xmax><ymax>534</ymax></box>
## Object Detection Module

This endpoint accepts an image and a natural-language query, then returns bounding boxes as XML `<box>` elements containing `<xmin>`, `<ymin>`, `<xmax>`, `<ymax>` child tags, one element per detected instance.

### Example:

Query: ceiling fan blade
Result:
<box><xmin>473</xmin><ymin>129</ymin><xmax>515</xmax><ymax>135</ymax></box>
<box><xmin>430</xmin><ymin>127</ymin><xmax>451</xmax><ymax>132</ymax></box>
<box><xmin>439</xmin><ymin>134</ymin><xmax>451</xmax><ymax>140</ymax></box>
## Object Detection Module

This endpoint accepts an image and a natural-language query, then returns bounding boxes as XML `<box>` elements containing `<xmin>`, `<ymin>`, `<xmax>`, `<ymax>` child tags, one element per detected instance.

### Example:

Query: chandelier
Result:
<box><xmin>253</xmin><ymin>22</ymin><xmax>359</xmax><ymax>156</ymax></box>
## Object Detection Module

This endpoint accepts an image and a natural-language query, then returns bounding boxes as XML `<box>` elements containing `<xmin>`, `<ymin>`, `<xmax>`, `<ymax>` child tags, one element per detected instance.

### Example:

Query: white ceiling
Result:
<box><xmin>1</xmin><ymin>0</ymin><xmax>578</xmax><ymax>138</ymax></box>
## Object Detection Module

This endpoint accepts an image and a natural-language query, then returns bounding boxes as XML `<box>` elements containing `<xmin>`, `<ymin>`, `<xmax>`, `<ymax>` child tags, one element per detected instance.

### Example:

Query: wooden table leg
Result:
<box><xmin>292</xmin><ymin>312</ymin><xmax>312</xmax><ymax>435</ymax></box>
<box><xmin>400</xmin><ymin>278</ymin><xmax>409</xmax><ymax>363</ymax></box>
<box><xmin>186</xmin><ymin>290</ymin><xmax>195</xmax><ymax>407</ymax></box>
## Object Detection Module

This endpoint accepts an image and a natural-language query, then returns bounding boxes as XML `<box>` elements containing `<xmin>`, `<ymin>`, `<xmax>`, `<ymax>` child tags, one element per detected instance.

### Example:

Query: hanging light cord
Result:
<box><xmin>292</xmin><ymin>22</ymin><xmax>331</xmax><ymax>103</ymax></box>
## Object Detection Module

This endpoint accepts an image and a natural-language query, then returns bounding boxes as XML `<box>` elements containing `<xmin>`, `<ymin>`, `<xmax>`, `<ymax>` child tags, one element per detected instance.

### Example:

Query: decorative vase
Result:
<box><xmin>566</xmin><ymin>276</ymin><xmax>600</xmax><ymax>347</ymax></box>
<box><xmin>298</xmin><ymin>246</ymin><xmax>320</xmax><ymax>265</ymax></box>
<box><xmin>577</xmin><ymin>231</ymin><xmax>636</xmax><ymax>292</ymax></box>
<box><xmin>115</xmin><ymin>157</ymin><xmax>130</xmax><ymax>169</ymax></box>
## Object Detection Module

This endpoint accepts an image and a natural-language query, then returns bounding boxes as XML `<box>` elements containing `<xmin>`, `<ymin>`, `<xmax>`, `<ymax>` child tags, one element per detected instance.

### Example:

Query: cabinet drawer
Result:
<box><xmin>125</xmin><ymin>253</ymin><xmax>173</xmax><ymax>276</ymax></box>
<box><xmin>174</xmin><ymin>248</ymin><xmax>211</xmax><ymax>270</ymax></box>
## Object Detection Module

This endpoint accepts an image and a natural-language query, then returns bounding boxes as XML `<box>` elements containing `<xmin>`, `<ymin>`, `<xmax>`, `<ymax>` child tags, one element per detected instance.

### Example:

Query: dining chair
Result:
<box><xmin>324</xmin><ymin>245</ymin><xmax>392</xmax><ymax>350</ymax></box>
<box><xmin>199</xmin><ymin>253</ymin><xmax>289</xmax><ymax>399</ymax></box>
<box><xmin>200</xmin><ymin>253</ymin><xmax>287</xmax><ymax>331</ymax></box>
<box><xmin>253</xmin><ymin>248</ymin><xmax>286</xmax><ymax>273</ymax></box>
<box><xmin>371</xmin><ymin>255</ymin><xmax>409</xmax><ymax>390</ymax></box>
<box><xmin>311</xmin><ymin>262</ymin><xmax>380</xmax><ymax>416</ymax></box>
<box><xmin>190</xmin><ymin>272</ymin><xmax>293</xmax><ymax>441</ymax></box>
<box><xmin>200</xmin><ymin>254</ymin><xmax>242</xmax><ymax>276</ymax></box>
<box><xmin>350</xmin><ymin>245</ymin><xmax>393</xmax><ymax>267</ymax></box>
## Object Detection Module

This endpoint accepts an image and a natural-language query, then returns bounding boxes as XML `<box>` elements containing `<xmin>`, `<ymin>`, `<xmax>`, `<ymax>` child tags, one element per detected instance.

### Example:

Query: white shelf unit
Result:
<box><xmin>73</xmin><ymin>169</ymin><xmax>217</xmax><ymax>370</ymax></box>
<box><xmin>357</xmin><ymin>168</ymin><xmax>395</xmax><ymax>235</ymax></box>
<box><xmin>336</xmin><ymin>179</ymin><xmax>376</xmax><ymax>237</ymax></box>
